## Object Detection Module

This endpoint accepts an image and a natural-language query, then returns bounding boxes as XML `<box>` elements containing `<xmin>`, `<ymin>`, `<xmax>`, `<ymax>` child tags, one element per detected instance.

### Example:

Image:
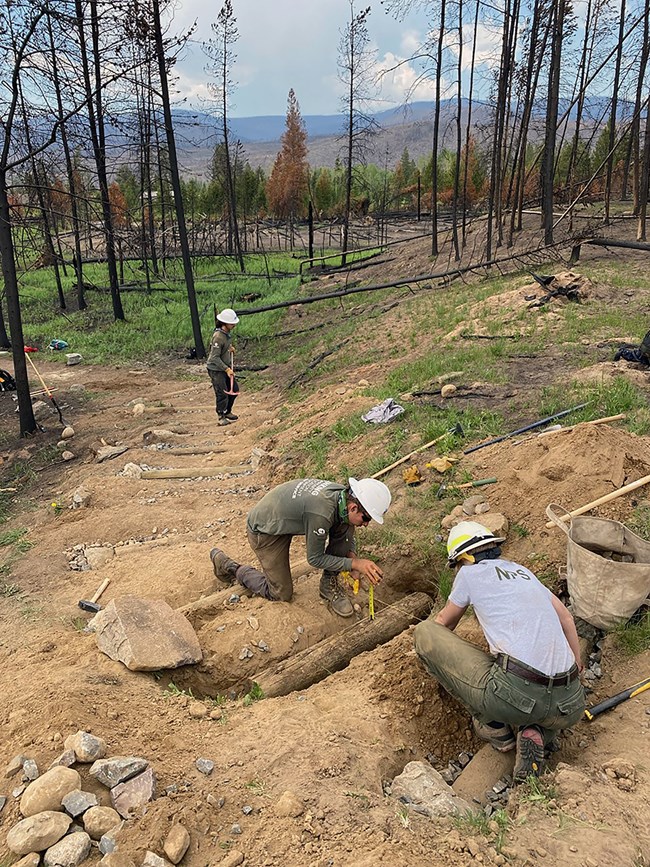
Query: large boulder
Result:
<box><xmin>392</xmin><ymin>761</ymin><xmax>472</xmax><ymax>818</ymax></box>
<box><xmin>20</xmin><ymin>767</ymin><xmax>82</xmax><ymax>817</ymax></box>
<box><xmin>7</xmin><ymin>812</ymin><xmax>72</xmax><ymax>855</ymax></box>
<box><xmin>43</xmin><ymin>831</ymin><xmax>91</xmax><ymax>867</ymax></box>
<box><xmin>93</xmin><ymin>597</ymin><xmax>202</xmax><ymax>671</ymax></box>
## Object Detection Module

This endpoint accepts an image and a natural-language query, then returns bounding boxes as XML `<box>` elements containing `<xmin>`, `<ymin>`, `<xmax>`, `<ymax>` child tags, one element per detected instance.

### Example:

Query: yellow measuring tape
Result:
<box><xmin>340</xmin><ymin>571</ymin><xmax>375</xmax><ymax>620</ymax></box>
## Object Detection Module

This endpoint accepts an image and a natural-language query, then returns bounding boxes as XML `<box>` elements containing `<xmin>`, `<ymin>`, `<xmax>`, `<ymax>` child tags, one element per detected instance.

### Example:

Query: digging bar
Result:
<box><xmin>463</xmin><ymin>402</ymin><xmax>590</xmax><ymax>454</ymax></box>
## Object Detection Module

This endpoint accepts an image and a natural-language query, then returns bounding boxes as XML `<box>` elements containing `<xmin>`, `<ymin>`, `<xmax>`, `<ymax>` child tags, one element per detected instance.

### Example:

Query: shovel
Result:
<box><xmin>224</xmin><ymin>350</ymin><xmax>238</xmax><ymax>396</ymax></box>
<box><xmin>436</xmin><ymin>477</ymin><xmax>497</xmax><ymax>499</ymax></box>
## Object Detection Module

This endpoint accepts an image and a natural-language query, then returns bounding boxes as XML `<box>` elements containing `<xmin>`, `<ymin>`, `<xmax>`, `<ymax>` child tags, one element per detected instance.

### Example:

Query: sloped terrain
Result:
<box><xmin>1</xmin><ymin>230</ymin><xmax>650</xmax><ymax>867</ymax></box>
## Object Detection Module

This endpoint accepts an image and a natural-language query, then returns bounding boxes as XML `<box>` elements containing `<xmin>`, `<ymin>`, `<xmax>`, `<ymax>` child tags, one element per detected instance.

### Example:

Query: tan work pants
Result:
<box><xmin>236</xmin><ymin>525</ymin><xmax>354</xmax><ymax>602</ymax></box>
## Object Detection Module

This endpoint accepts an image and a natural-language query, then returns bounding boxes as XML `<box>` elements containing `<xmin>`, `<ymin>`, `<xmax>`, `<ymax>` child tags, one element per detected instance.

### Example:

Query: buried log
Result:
<box><xmin>140</xmin><ymin>465</ymin><xmax>251</xmax><ymax>479</ymax></box>
<box><xmin>246</xmin><ymin>591</ymin><xmax>432</xmax><ymax>699</ymax></box>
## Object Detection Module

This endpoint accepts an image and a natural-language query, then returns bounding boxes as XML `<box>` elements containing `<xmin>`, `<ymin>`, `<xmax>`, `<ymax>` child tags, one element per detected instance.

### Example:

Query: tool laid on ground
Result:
<box><xmin>78</xmin><ymin>578</ymin><xmax>110</xmax><ymax>613</ymax></box>
<box><xmin>463</xmin><ymin>402</ymin><xmax>590</xmax><ymax>454</ymax></box>
<box><xmin>224</xmin><ymin>349</ymin><xmax>238</xmax><ymax>396</ymax></box>
<box><xmin>25</xmin><ymin>352</ymin><xmax>66</xmax><ymax>425</ymax></box>
<box><xmin>513</xmin><ymin>413</ymin><xmax>626</xmax><ymax>446</ymax></box>
<box><xmin>435</xmin><ymin>477</ymin><xmax>497</xmax><ymax>499</ymax></box>
<box><xmin>371</xmin><ymin>423</ymin><xmax>464</xmax><ymax>479</ymax></box>
<box><xmin>584</xmin><ymin>677</ymin><xmax>650</xmax><ymax>720</ymax></box>
<box><xmin>545</xmin><ymin>473</ymin><xmax>650</xmax><ymax>528</ymax></box>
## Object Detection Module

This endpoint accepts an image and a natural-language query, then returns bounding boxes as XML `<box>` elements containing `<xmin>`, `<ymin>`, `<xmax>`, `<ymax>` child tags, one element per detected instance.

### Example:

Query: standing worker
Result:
<box><xmin>414</xmin><ymin>521</ymin><xmax>585</xmax><ymax>781</ymax></box>
<box><xmin>207</xmin><ymin>308</ymin><xmax>240</xmax><ymax>426</ymax></box>
<box><xmin>209</xmin><ymin>477</ymin><xmax>391</xmax><ymax>617</ymax></box>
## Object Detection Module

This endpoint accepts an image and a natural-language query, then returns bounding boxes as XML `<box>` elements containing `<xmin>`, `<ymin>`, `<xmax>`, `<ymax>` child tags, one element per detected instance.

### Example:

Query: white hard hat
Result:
<box><xmin>447</xmin><ymin>520</ymin><xmax>505</xmax><ymax>564</ymax></box>
<box><xmin>348</xmin><ymin>477</ymin><xmax>391</xmax><ymax>524</ymax></box>
<box><xmin>217</xmin><ymin>308</ymin><xmax>239</xmax><ymax>325</ymax></box>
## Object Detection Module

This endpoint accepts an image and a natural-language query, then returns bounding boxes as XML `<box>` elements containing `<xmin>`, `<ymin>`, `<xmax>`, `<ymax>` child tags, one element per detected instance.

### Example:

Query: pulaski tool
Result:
<box><xmin>224</xmin><ymin>349</ymin><xmax>238</xmax><ymax>396</ymax></box>
<box><xmin>78</xmin><ymin>578</ymin><xmax>110</xmax><ymax>613</ymax></box>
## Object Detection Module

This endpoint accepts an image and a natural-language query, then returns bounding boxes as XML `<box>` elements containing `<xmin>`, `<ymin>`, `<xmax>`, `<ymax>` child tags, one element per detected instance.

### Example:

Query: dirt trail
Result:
<box><xmin>2</xmin><ymin>257</ymin><xmax>650</xmax><ymax>865</ymax></box>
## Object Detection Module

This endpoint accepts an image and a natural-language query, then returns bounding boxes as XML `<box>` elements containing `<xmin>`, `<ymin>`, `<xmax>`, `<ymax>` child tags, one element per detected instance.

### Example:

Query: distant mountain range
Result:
<box><xmin>156</xmin><ymin>95</ymin><xmax>626</xmax><ymax>178</ymax></box>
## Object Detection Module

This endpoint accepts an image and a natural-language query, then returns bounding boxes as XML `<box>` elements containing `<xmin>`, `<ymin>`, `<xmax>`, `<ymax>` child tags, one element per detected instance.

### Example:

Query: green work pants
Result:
<box><xmin>414</xmin><ymin>618</ymin><xmax>585</xmax><ymax>732</ymax></box>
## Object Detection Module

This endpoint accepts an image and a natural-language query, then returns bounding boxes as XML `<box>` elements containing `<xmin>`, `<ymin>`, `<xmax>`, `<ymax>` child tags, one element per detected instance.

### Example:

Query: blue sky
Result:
<box><xmin>169</xmin><ymin>0</ymin><xmax>454</xmax><ymax>117</ymax></box>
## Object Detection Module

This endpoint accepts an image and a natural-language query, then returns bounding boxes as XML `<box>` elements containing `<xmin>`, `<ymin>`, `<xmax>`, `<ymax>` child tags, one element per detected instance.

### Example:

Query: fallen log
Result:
<box><xmin>141</xmin><ymin>465</ymin><xmax>251</xmax><ymax>479</ymax></box>
<box><xmin>249</xmin><ymin>591</ymin><xmax>432</xmax><ymax>699</ymax></box>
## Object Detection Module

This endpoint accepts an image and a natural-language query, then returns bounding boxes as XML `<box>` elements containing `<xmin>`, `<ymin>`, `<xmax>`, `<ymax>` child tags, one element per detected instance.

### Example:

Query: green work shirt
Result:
<box><xmin>206</xmin><ymin>327</ymin><xmax>232</xmax><ymax>373</ymax></box>
<box><xmin>247</xmin><ymin>479</ymin><xmax>355</xmax><ymax>573</ymax></box>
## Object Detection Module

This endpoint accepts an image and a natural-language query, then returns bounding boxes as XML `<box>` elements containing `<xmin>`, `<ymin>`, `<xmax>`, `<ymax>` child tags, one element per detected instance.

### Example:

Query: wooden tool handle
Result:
<box><xmin>91</xmin><ymin>578</ymin><xmax>110</xmax><ymax>603</ymax></box>
<box><xmin>371</xmin><ymin>431</ymin><xmax>449</xmax><ymax>479</ymax></box>
<box><xmin>545</xmin><ymin>473</ymin><xmax>650</xmax><ymax>528</ymax></box>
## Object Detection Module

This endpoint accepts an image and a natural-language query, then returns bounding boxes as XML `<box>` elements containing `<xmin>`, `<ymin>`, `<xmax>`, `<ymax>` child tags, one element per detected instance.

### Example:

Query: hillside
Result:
<box><xmin>1</xmin><ymin>220</ymin><xmax>650</xmax><ymax>866</ymax></box>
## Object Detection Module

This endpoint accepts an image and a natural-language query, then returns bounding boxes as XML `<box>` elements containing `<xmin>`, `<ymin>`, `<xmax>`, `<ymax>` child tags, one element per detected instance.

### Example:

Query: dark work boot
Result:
<box><xmin>225</xmin><ymin>411</ymin><xmax>238</xmax><ymax>421</ymax></box>
<box><xmin>210</xmin><ymin>548</ymin><xmax>240</xmax><ymax>585</ymax></box>
<box><xmin>218</xmin><ymin>415</ymin><xmax>231</xmax><ymax>427</ymax></box>
<box><xmin>319</xmin><ymin>572</ymin><xmax>354</xmax><ymax>617</ymax></box>
<box><xmin>513</xmin><ymin>725</ymin><xmax>546</xmax><ymax>782</ymax></box>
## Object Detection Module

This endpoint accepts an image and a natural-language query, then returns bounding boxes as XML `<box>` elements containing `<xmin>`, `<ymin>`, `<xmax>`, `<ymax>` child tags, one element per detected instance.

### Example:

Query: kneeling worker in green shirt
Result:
<box><xmin>209</xmin><ymin>477</ymin><xmax>391</xmax><ymax>617</ymax></box>
<box><xmin>414</xmin><ymin>520</ymin><xmax>585</xmax><ymax>781</ymax></box>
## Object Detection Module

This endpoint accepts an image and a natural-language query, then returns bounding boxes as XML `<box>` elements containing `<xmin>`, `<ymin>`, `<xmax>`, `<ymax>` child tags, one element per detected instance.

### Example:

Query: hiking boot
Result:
<box><xmin>210</xmin><ymin>547</ymin><xmax>240</xmax><ymax>585</ymax></box>
<box><xmin>513</xmin><ymin>725</ymin><xmax>546</xmax><ymax>781</ymax></box>
<box><xmin>225</xmin><ymin>412</ymin><xmax>238</xmax><ymax>421</ymax></box>
<box><xmin>472</xmin><ymin>718</ymin><xmax>516</xmax><ymax>752</ymax></box>
<box><xmin>319</xmin><ymin>572</ymin><xmax>354</xmax><ymax>617</ymax></box>
<box><xmin>218</xmin><ymin>415</ymin><xmax>231</xmax><ymax>426</ymax></box>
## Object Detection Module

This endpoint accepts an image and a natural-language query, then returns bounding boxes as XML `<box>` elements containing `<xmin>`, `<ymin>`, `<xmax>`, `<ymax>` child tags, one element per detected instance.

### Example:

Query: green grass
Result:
<box><xmin>615</xmin><ymin>612</ymin><xmax>650</xmax><ymax>655</ymax></box>
<box><xmin>0</xmin><ymin>528</ymin><xmax>32</xmax><ymax>553</ymax></box>
<box><xmin>242</xmin><ymin>682</ymin><xmax>265</xmax><ymax>706</ymax></box>
<box><xmin>455</xmin><ymin>808</ymin><xmax>510</xmax><ymax>852</ymax></box>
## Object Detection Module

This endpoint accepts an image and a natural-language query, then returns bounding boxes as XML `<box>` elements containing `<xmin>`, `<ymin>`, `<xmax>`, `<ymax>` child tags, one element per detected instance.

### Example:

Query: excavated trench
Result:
<box><xmin>167</xmin><ymin>559</ymin><xmax>440</xmax><ymax>701</ymax></box>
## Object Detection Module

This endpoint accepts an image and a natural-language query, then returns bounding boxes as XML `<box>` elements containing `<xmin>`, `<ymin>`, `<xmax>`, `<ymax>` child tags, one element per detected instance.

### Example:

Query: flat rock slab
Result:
<box><xmin>392</xmin><ymin>761</ymin><xmax>472</xmax><ymax>818</ymax></box>
<box><xmin>7</xmin><ymin>812</ymin><xmax>72</xmax><ymax>855</ymax></box>
<box><xmin>89</xmin><ymin>758</ymin><xmax>148</xmax><ymax>790</ymax></box>
<box><xmin>44</xmin><ymin>831</ymin><xmax>91</xmax><ymax>867</ymax></box>
<box><xmin>452</xmin><ymin>744</ymin><xmax>514</xmax><ymax>805</ymax></box>
<box><xmin>93</xmin><ymin>597</ymin><xmax>202</xmax><ymax>671</ymax></box>
<box><xmin>110</xmin><ymin>768</ymin><xmax>156</xmax><ymax>818</ymax></box>
<box><xmin>62</xmin><ymin>790</ymin><xmax>99</xmax><ymax>818</ymax></box>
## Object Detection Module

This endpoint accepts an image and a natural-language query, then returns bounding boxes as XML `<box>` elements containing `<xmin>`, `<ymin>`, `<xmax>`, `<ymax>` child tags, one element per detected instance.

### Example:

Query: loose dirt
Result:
<box><xmin>2</xmin><ymin>227</ymin><xmax>650</xmax><ymax>867</ymax></box>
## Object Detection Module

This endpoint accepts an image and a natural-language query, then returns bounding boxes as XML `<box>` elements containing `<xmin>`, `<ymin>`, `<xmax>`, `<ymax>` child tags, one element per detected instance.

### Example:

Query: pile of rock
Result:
<box><xmin>440</xmin><ymin>493</ymin><xmax>509</xmax><ymax>538</ymax></box>
<box><xmin>2</xmin><ymin>732</ymin><xmax>170</xmax><ymax>867</ymax></box>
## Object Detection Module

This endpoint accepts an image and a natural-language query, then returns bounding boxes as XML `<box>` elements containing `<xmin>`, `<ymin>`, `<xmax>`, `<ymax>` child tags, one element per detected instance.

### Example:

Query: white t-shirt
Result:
<box><xmin>448</xmin><ymin>558</ymin><xmax>575</xmax><ymax>676</ymax></box>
